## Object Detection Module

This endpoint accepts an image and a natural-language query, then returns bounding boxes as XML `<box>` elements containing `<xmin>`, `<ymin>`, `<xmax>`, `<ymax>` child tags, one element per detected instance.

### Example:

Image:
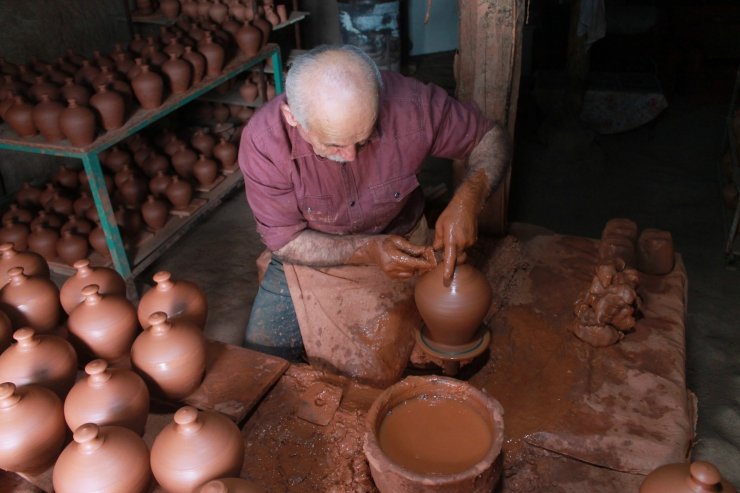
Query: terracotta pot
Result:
<box><xmin>0</xmin><ymin>243</ymin><xmax>49</xmax><ymax>287</ymax></box>
<box><xmin>209</xmin><ymin>0</ymin><xmax>229</xmax><ymax>23</ymax></box>
<box><xmin>141</xmin><ymin>195</ymin><xmax>170</xmax><ymax>231</ymax></box>
<box><xmin>28</xmin><ymin>223</ymin><xmax>59</xmax><ymax>262</ymax></box>
<box><xmin>129</xmin><ymin>34</ymin><xmax>147</xmax><ymax>55</ymax></box>
<box><xmin>120</xmin><ymin>174</ymin><xmax>149</xmax><ymax>209</ymax></box>
<box><xmin>0</xmin><ymin>328</ymin><xmax>77</xmax><ymax>398</ymax></box>
<box><xmin>61</xmin><ymin>77</ymin><xmax>91</xmax><ymax>105</ymax></box>
<box><xmin>239</xmin><ymin>78</ymin><xmax>258</xmax><ymax>103</ymax></box>
<box><xmin>15</xmin><ymin>182</ymin><xmax>42</xmax><ymax>209</ymax></box>
<box><xmin>59</xmin><ymin>258</ymin><xmax>126</xmax><ymax>314</ymax></box>
<box><xmin>31</xmin><ymin>210</ymin><xmax>62</xmax><ymax>231</ymax></box>
<box><xmin>29</xmin><ymin>75</ymin><xmax>60</xmax><ymax>103</ymax></box>
<box><xmin>213</xmin><ymin>137</ymin><xmax>237</xmax><ymax>171</ymax></box>
<box><xmin>198</xmin><ymin>33</ymin><xmax>225</xmax><ymax>76</ymax></box>
<box><xmin>131</xmin><ymin>312</ymin><xmax>206</xmax><ymax>400</ymax></box>
<box><xmin>145</xmin><ymin>38</ymin><xmax>168</xmax><ymax>67</ymax></box>
<box><xmin>0</xmin><ymin>218</ymin><xmax>29</xmax><ymax>251</ymax></box>
<box><xmin>0</xmin><ymin>382</ymin><xmax>66</xmax><ymax>474</ymax></box>
<box><xmin>182</xmin><ymin>0</ymin><xmax>198</xmax><ymax>17</ymax></box>
<box><xmin>127</xmin><ymin>57</ymin><xmax>145</xmax><ymax>80</ymax></box>
<box><xmin>264</xmin><ymin>5</ymin><xmax>279</xmax><ymax>26</ymax></box>
<box><xmin>114</xmin><ymin>163</ymin><xmax>136</xmax><ymax>189</ymax></box>
<box><xmin>53</xmin><ymin>423</ymin><xmax>152</xmax><ymax>493</ymax></box>
<box><xmin>2</xmin><ymin>204</ymin><xmax>33</xmax><ymax>226</ymax></box>
<box><xmin>171</xmin><ymin>144</ymin><xmax>197</xmax><ymax>178</ymax></box>
<box><xmin>252</xmin><ymin>15</ymin><xmax>272</xmax><ymax>48</ymax></box>
<box><xmin>131</xmin><ymin>65</ymin><xmax>164</xmax><ymax>109</ymax></box>
<box><xmin>60</xmin><ymin>98</ymin><xmax>97</xmax><ymax>146</ymax></box>
<box><xmin>637</xmin><ymin>228</ymin><xmax>675</xmax><ymax>275</ymax></box>
<box><xmin>183</xmin><ymin>46</ymin><xmax>206</xmax><ymax>84</ymax></box>
<box><xmin>414</xmin><ymin>264</ymin><xmax>492</xmax><ymax>346</ymax></box>
<box><xmin>640</xmin><ymin>461</ymin><xmax>737</xmax><ymax>493</ymax></box>
<box><xmin>235</xmin><ymin>22</ymin><xmax>262</xmax><ymax>58</ymax></box>
<box><xmin>162</xmin><ymin>53</ymin><xmax>192</xmax><ymax>94</ymax></box>
<box><xmin>197</xmin><ymin>478</ymin><xmax>267</xmax><ymax>493</ymax></box>
<box><xmin>56</xmin><ymin>229</ymin><xmax>89</xmax><ymax>265</ymax></box>
<box><xmin>0</xmin><ymin>267</ymin><xmax>60</xmax><ymax>333</ymax></box>
<box><xmin>54</xmin><ymin>165</ymin><xmax>79</xmax><ymax>190</ymax></box>
<box><xmin>196</xmin><ymin>0</ymin><xmax>211</xmax><ymax>18</ymax></box>
<box><xmin>150</xmin><ymin>406</ymin><xmax>245</xmax><ymax>493</ymax></box>
<box><xmin>48</xmin><ymin>191</ymin><xmax>74</xmax><ymax>216</ymax></box>
<box><xmin>105</xmin><ymin>146</ymin><xmax>132</xmax><ymax>174</ymax></box>
<box><xmin>212</xmin><ymin>102</ymin><xmax>230</xmax><ymax>123</ymax></box>
<box><xmin>276</xmin><ymin>4</ymin><xmax>288</xmax><ymax>23</ymax></box>
<box><xmin>364</xmin><ymin>376</ymin><xmax>504</xmax><ymax>493</ymax></box>
<box><xmin>32</xmin><ymin>93</ymin><xmax>65</xmax><ymax>142</ymax></box>
<box><xmin>75</xmin><ymin>59</ymin><xmax>100</xmax><ymax>86</ymax></box>
<box><xmin>91</xmin><ymin>84</ymin><xmax>126</xmax><ymax>130</ymax></box>
<box><xmin>0</xmin><ymin>310</ymin><xmax>10</xmax><ymax>352</ymax></box>
<box><xmin>193</xmin><ymin>154</ymin><xmax>219</xmax><ymax>187</ymax></box>
<box><xmin>139</xmin><ymin>153</ymin><xmax>168</xmax><ymax>179</ymax></box>
<box><xmin>166</xmin><ymin>176</ymin><xmax>193</xmax><ymax>207</ymax></box>
<box><xmin>88</xmin><ymin>224</ymin><xmax>110</xmax><ymax>258</ymax></box>
<box><xmin>61</xmin><ymin>216</ymin><xmax>92</xmax><ymax>237</ymax></box>
<box><xmin>67</xmin><ymin>284</ymin><xmax>138</xmax><ymax>363</ymax></box>
<box><xmin>93</xmin><ymin>50</ymin><xmax>115</xmax><ymax>70</ymax></box>
<box><xmin>222</xmin><ymin>17</ymin><xmax>241</xmax><ymax>37</ymax></box>
<box><xmin>138</xmin><ymin>270</ymin><xmax>207</xmax><ymax>328</ymax></box>
<box><xmin>149</xmin><ymin>170</ymin><xmax>172</xmax><ymax>197</ymax></box>
<box><xmin>191</xmin><ymin>129</ymin><xmax>216</xmax><ymax>156</ymax></box>
<box><xmin>160</xmin><ymin>0</ymin><xmax>181</xmax><ymax>18</ymax></box>
<box><xmin>114</xmin><ymin>52</ymin><xmax>136</xmax><ymax>75</ymax></box>
<box><xmin>4</xmin><ymin>95</ymin><xmax>38</xmax><ymax>137</ymax></box>
<box><xmin>72</xmin><ymin>193</ymin><xmax>95</xmax><ymax>218</ymax></box>
<box><xmin>64</xmin><ymin>359</ymin><xmax>150</xmax><ymax>435</ymax></box>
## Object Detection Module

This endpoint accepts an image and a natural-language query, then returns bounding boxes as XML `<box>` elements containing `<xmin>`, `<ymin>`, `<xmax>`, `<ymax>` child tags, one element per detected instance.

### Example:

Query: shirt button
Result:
<box><xmin>393</xmin><ymin>192</ymin><xmax>400</xmax><ymax>199</ymax></box>
<box><xmin>350</xmin><ymin>201</ymin><xmax>356</xmax><ymax>207</ymax></box>
<box><xmin>307</xmin><ymin>207</ymin><xmax>312</xmax><ymax>213</ymax></box>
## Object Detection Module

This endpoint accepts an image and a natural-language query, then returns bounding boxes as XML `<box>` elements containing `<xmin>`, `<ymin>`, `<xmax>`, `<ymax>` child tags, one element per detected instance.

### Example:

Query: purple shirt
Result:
<box><xmin>238</xmin><ymin>71</ymin><xmax>493</xmax><ymax>251</ymax></box>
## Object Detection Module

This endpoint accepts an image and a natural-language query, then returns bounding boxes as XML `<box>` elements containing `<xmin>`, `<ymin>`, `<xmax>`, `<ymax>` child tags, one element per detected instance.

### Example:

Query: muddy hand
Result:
<box><xmin>350</xmin><ymin>235</ymin><xmax>436</xmax><ymax>279</ymax></box>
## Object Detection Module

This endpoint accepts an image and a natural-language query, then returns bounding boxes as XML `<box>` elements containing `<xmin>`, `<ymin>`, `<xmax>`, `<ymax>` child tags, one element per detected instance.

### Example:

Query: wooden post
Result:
<box><xmin>456</xmin><ymin>0</ymin><xmax>525</xmax><ymax>235</ymax></box>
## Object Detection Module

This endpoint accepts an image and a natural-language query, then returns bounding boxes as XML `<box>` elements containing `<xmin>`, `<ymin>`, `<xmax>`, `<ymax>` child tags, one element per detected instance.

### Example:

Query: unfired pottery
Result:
<box><xmin>0</xmin><ymin>218</ymin><xmax>29</xmax><ymax>251</ymax></box>
<box><xmin>0</xmin><ymin>243</ymin><xmax>49</xmax><ymax>287</ymax></box>
<box><xmin>149</xmin><ymin>170</ymin><xmax>172</xmax><ymax>197</ymax></box>
<box><xmin>239</xmin><ymin>78</ymin><xmax>258</xmax><ymax>103</ymax></box>
<box><xmin>28</xmin><ymin>223</ymin><xmax>59</xmax><ymax>262</ymax></box>
<box><xmin>637</xmin><ymin>228</ymin><xmax>675</xmax><ymax>275</ymax></box>
<box><xmin>64</xmin><ymin>359</ymin><xmax>150</xmax><ymax>435</ymax></box>
<box><xmin>191</xmin><ymin>129</ymin><xmax>216</xmax><ymax>156</ymax></box>
<box><xmin>61</xmin><ymin>214</ymin><xmax>93</xmax><ymax>236</ymax></box>
<box><xmin>137</xmin><ymin>270</ymin><xmax>208</xmax><ymax>328</ymax></box>
<box><xmin>213</xmin><ymin>137</ymin><xmax>237</xmax><ymax>171</ymax></box>
<box><xmin>60</xmin><ymin>98</ymin><xmax>97</xmax><ymax>146</ymax></box>
<box><xmin>2</xmin><ymin>204</ymin><xmax>32</xmax><ymax>225</ymax></box>
<box><xmin>235</xmin><ymin>22</ymin><xmax>262</xmax><ymax>58</ymax></box>
<box><xmin>0</xmin><ymin>382</ymin><xmax>66</xmax><ymax>474</ymax></box>
<box><xmin>193</xmin><ymin>154</ymin><xmax>219</xmax><ymax>187</ymax></box>
<box><xmin>199</xmin><ymin>33</ymin><xmax>225</xmax><ymax>76</ymax></box>
<box><xmin>56</xmin><ymin>229</ymin><xmax>89</xmax><ymax>265</ymax></box>
<box><xmin>183</xmin><ymin>46</ymin><xmax>206</xmax><ymax>84</ymax></box>
<box><xmin>131</xmin><ymin>311</ymin><xmax>206</xmax><ymax>400</ymax></box>
<box><xmin>32</xmin><ymin>93</ymin><xmax>65</xmax><ymax>142</ymax></box>
<box><xmin>54</xmin><ymin>165</ymin><xmax>79</xmax><ymax>189</ymax></box>
<box><xmin>197</xmin><ymin>478</ymin><xmax>267</xmax><ymax>493</ymax></box>
<box><xmin>142</xmin><ymin>152</ymin><xmax>170</xmax><ymax>177</ymax></box>
<box><xmin>52</xmin><ymin>423</ymin><xmax>152</xmax><ymax>493</ymax></box>
<box><xmin>160</xmin><ymin>0</ymin><xmax>181</xmax><ymax>18</ymax></box>
<box><xmin>141</xmin><ymin>195</ymin><xmax>170</xmax><ymax>230</ymax></box>
<box><xmin>61</xmin><ymin>77</ymin><xmax>91</xmax><ymax>106</ymax></box>
<box><xmin>166</xmin><ymin>175</ymin><xmax>194</xmax><ymax>209</ymax></box>
<box><xmin>67</xmin><ymin>284</ymin><xmax>139</xmax><ymax>363</ymax></box>
<box><xmin>150</xmin><ymin>406</ymin><xmax>245</xmax><ymax>493</ymax></box>
<box><xmin>0</xmin><ymin>327</ymin><xmax>77</xmax><ymax>398</ymax></box>
<box><xmin>640</xmin><ymin>460</ymin><xmax>737</xmax><ymax>493</ymax></box>
<box><xmin>4</xmin><ymin>96</ymin><xmax>38</xmax><ymax>137</ymax></box>
<box><xmin>414</xmin><ymin>264</ymin><xmax>493</xmax><ymax>346</ymax></box>
<box><xmin>162</xmin><ymin>53</ymin><xmax>192</xmax><ymax>94</ymax></box>
<box><xmin>171</xmin><ymin>144</ymin><xmax>197</xmax><ymax>178</ymax></box>
<box><xmin>0</xmin><ymin>267</ymin><xmax>61</xmax><ymax>333</ymax></box>
<box><xmin>59</xmin><ymin>258</ymin><xmax>126</xmax><ymax>314</ymax></box>
<box><xmin>15</xmin><ymin>182</ymin><xmax>43</xmax><ymax>208</ymax></box>
<box><xmin>364</xmin><ymin>376</ymin><xmax>504</xmax><ymax>493</ymax></box>
<box><xmin>88</xmin><ymin>224</ymin><xmax>110</xmax><ymax>258</ymax></box>
<box><xmin>131</xmin><ymin>65</ymin><xmax>164</xmax><ymax>109</ymax></box>
<box><xmin>90</xmin><ymin>84</ymin><xmax>126</xmax><ymax>130</ymax></box>
<box><xmin>0</xmin><ymin>310</ymin><xmax>11</xmax><ymax>352</ymax></box>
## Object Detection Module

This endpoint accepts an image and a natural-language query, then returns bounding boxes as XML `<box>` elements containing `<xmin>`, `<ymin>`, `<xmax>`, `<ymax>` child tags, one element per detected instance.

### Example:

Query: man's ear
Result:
<box><xmin>281</xmin><ymin>103</ymin><xmax>298</xmax><ymax>127</ymax></box>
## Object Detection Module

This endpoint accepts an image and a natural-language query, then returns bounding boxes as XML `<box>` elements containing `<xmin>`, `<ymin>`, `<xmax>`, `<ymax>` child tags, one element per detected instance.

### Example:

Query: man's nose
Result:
<box><xmin>336</xmin><ymin>144</ymin><xmax>357</xmax><ymax>162</ymax></box>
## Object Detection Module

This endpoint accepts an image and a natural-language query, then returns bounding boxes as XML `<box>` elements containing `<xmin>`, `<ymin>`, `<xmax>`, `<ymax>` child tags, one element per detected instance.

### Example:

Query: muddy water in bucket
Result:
<box><xmin>364</xmin><ymin>375</ymin><xmax>504</xmax><ymax>493</ymax></box>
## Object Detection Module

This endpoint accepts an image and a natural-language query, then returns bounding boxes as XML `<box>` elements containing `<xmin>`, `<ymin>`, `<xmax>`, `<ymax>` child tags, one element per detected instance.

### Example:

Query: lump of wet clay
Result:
<box><xmin>572</xmin><ymin>258</ymin><xmax>641</xmax><ymax>347</ymax></box>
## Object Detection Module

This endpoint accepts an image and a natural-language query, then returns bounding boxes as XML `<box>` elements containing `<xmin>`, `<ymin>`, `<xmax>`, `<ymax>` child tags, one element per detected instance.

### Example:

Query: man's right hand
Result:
<box><xmin>349</xmin><ymin>235</ymin><xmax>436</xmax><ymax>279</ymax></box>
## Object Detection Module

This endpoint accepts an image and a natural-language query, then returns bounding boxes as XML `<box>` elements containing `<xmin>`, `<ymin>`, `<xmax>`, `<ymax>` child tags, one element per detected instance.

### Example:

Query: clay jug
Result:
<box><xmin>145</xmin><ymin>38</ymin><xmax>168</xmax><ymax>67</ymax></box>
<box><xmin>0</xmin><ymin>328</ymin><xmax>77</xmax><ymax>398</ymax></box>
<box><xmin>131</xmin><ymin>65</ymin><xmax>164</xmax><ymax>109</ymax></box>
<box><xmin>193</xmin><ymin>154</ymin><xmax>219</xmax><ymax>187</ymax></box>
<box><xmin>182</xmin><ymin>0</ymin><xmax>198</xmax><ymax>17</ymax></box>
<box><xmin>129</xmin><ymin>33</ymin><xmax>147</xmax><ymax>55</ymax></box>
<box><xmin>114</xmin><ymin>163</ymin><xmax>136</xmax><ymax>188</ymax></box>
<box><xmin>0</xmin><ymin>218</ymin><xmax>29</xmax><ymax>251</ymax></box>
<box><xmin>222</xmin><ymin>17</ymin><xmax>241</xmax><ymax>37</ymax></box>
<box><xmin>60</xmin><ymin>214</ymin><xmax>92</xmax><ymax>236</ymax></box>
<box><xmin>4</xmin><ymin>95</ymin><xmax>38</xmax><ymax>137</ymax></box>
<box><xmin>31</xmin><ymin>210</ymin><xmax>63</xmax><ymax>231</ymax></box>
<box><xmin>2</xmin><ymin>204</ymin><xmax>33</xmax><ymax>225</ymax></box>
<box><xmin>48</xmin><ymin>191</ymin><xmax>74</xmax><ymax>216</ymax></box>
<box><xmin>53</xmin><ymin>423</ymin><xmax>152</xmax><ymax>493</ymax></box>
<box><xmin>67</xmin><ymin>284</ymin><xmax>138</xmax><ymax>363</ymax></box>
<box><xmin>191</xmin><ymin>129</ymin><xmax>216</xmax><ymax>156</ymax></box>
<box><xmin>414</xmin><ymin>263</ymin><xmax>492</xmax><ymax>346</ymax></box>
<box><xmin>120</xmin><ymin>174</ymin><xmax>149</xmax><ymax>209</ymax></box>
<box><xmin>54</xmin><ymin>165</ymin><xmax>79</xmax><ymax>190</ymax></box>
<box><xmin>60</xmin><ymin>98</ymin><xmax>97</xmax><ymax>146</ymax></box>
<box><xmin>164</xmin><ymin>133</ymin><xmax>185</xmax><ymax>156</ymax></box>
<box><xmin>88</xmin><ymin>224</ymin><xmax>110</xmax><ymax>258</ymax></box>
<box><xmin>0</xmin><ymin>267</ymin><xmax>61</xmax><ymax>333</ymax></box>
<box><xmin>209</xmin><ymin>0</ymin><xmax>229</xmax><ymax>23</ymax></box>
<box><xmin>149</xmin><ymin>170</ymin><xmax>172</xmax><ymax>197</ymax></box>
<box><xmin>141</xmin><ymin>195</ymin><xmax>170</xmax><ymax>230</ymax></box>
<box><xmin>252</xmin><ymin>15</ymin><xmax>272</xmax><ymax>48</ymax></box>
<box><xmin>28</xmin><ymin>223</ymin><xmax>59</xmax><ymax>262</ymax></box>
<box><xmin>183</xmin><ymin>45</ymin><xmax>206</xmax><ymax>84</ymax></box>
<box><xmin>213</xmin><ymin>137</ymin><xmax>237</xmax><ymax>171</ymax></box>
<box><xmin>138</xmin><ymin>270</ymin><xmax>207</xmax><ymax>329</ymax></box>
<box><xmin>76</xmin><ymin>59</ymin><xmax>100</xmax><ymax>86</ymax></box>
<box><xmin>127</xmin><ymin>57</ymin><xmax>145</xmax><ymax>80</ymax></box>
<box><xmin>0</xmin><ymin>382</ymin><xmax>66</xmax><ymax>474</ymax></box>
<box><xmin>162</xmin><ymin>53</ymin><xmax>192</xmax><ymax>94</ymax></box>
<box><xmin>56</xmin><ymin>229</ymin><xmax>89</xmax><ymax>265</ymax></box>
<box><xmin>198</xmin><ymin>32</ymin><xmax>225</xmax><ymax>76</ymax></box>
<box><xmin>29</xmin><ymin>75</ymin><xmax>60</xmax><ymax>103</ymax></box>
<box><xmin>0</xmin><ymin>243</ymin><xmax>49</xmax><ymax>287</ymax></box>
<box><xmin>0</xmin><ymin>91</ymin><xmax>17</xmax><ymax>121</ymax></box>
<box><xmin>64</xmin><ymin>359</ymin><xmax>150</xmax><ymax>435</ymax></box>
<box><xmin>160</xmin><ymin>0</ymin><xmax>181</xmax><ymax>18</ymax></box>
<box><xmin>90</xmin><ymin>84</ymin><xmax>126</xmax><ymax>130</ymax></box>
<box><xmin>114</xmin><ymin>51</ymin><xmax>136</xmax><ymax>75</ymax></box>
<box><xmin>131</xmin><ymin>312</ymin><xmax>206</xmax><ymax>399</ymax></box>
<box><xmin>640</xmin><ymin>460</ymin><xmax>737</xmax><ymax>493</ymax></box>
<box><xmin>235</xmin><ymin>22</ymin><xmax>262</xmax><ymax>58</ymax></box>
<box><xmin>264</xmin><ymin>5</ymin><xmax>279</xmax><ymax>26</ymax></box>
<box><xmin>239</xmin><ymin>78</ymin><xmax>258</xmax><ymax>103</ymax></box>
<box><xmin>150</xmin><ymin>406</ymin><xmax>245</xmax><ymax>492</ymax></box>
<box><xmin>32</xmin><ymin>93</ymin><xmax>65</xmax><ymax>142</ymax></box>
<box><xmin>276</xmin><ymin>4</ymin><xmax>288</xmax><ymax>23</ymax></box>
<box><xmin>60</xmin><ymin>258</ymin><xmax>126</xmax><ymax>314</ymax></box>
<box><xmin>61</xmin><ymin>77</ymin><xmax>91</xmax><ymax>105</ymax></box>
<box><xmin>105</xmin><ymin>145</ymin><xmax>132</xmax><ymax>172</ymax></box>
<box><xmin>15</xmin><ymin>182</ymin><xmax>42</xmax><ymax>209</ymax></box>
<box><xmin>142</xmin><ymin>151</ymin><xmax>169</xmax><ymax>177</ymax></box>
<box><xmin>212</xmin><ymin>102</ymin><xmax>230</xmax><ymax>122</ymax></box>
<box><xmin>197</xmin><ymin>478</ymin><xmax>267</xmax><ymax>493</ymax></box>
<box><xmin>171</xmin><ymin>144</ymin><xmax>197</xmax><ymax>178</ymax></box>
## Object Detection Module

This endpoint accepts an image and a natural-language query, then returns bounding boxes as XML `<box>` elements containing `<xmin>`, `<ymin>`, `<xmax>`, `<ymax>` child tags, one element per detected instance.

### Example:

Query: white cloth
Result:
<box><xmin>577</xmin><ymin>0</ymin><xmax>606</xmax><ymax>47</ymax></box>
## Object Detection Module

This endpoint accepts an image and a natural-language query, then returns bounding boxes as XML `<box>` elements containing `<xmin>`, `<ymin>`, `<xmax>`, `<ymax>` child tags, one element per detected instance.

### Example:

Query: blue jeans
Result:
<box><xmin>244</xmin><ymin>257</ymin><xmax>304</xmax><ymax>361</ymax></box>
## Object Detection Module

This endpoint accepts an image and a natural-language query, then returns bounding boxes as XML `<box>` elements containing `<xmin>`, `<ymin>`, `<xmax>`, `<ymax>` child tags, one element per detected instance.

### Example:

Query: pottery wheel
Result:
<box><xmin>416</xmin><ymin>326</ymin><xmax>491</xmax><ymax>361</ymax></box>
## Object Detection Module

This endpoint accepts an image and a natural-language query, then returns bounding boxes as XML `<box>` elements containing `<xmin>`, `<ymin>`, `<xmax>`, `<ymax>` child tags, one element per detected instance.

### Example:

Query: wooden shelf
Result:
<box><xmin>131</xmin><ymin>10</ymin><xmax>309</xmax><ymax>31</ymax></box>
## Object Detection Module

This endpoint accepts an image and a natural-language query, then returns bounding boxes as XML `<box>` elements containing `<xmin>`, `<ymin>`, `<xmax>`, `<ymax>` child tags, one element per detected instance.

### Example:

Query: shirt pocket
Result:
<box><xmin>301</xmin><ymin>195</ymin><xmax>338</xmax><ymax>224</ymax></box>
<box><xmin>369</xmin><ymin>174</ymin><xmax>420</xmax><ymax>218</ymax></box>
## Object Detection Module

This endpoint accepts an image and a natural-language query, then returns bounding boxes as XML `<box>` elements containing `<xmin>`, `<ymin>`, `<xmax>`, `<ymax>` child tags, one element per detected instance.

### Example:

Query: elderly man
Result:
<box><xmin>239</xmin><ymin>44</ymin><xmax>510</xmax><ymax>366</ymax></box>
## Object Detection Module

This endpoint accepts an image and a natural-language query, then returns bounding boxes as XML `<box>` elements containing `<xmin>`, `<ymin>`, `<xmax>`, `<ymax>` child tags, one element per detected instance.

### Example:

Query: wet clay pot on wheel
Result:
<box><xmin>64</xmin><ymin>359</ymin><xmax>150</xmax><ymax>436</ymax></box>
<box><xmin>0</xmin><ymin>328</ymin><xmax>77</xmax><ymax>399</ymax></box>
<box><xmin>131</xmin><ymin>311</ymin><xmax>206</xmax><ymax>400</ymax></box>
<box><xmin>137</xmin><ymin>270</ymin><xmax>208</xmax><ymax>329</ymax></box>
<box><xmin>640</xmin><ymin>460</ymin><xmax>737</xmax><ymax>493</ymax></box>
<box><xmin>52</xmin><ymin>423</ymin><xmax>151</xmax><ymax>493</ymax></box>
<box><xmin>150</xmin><ymin>406</ymin><xmax>245</xmax><ymax>493</ymax></box>
<box><xmin>197</xmin><ymin>478</ymin><xmax>267</xmax><ymax>493</ymax></box>
<box><xmin>67</xmin><ymin>284</ymin><xmax>139</xmax><ymax>364</ymax></box>
<box><xmin>0</xmin><ymin>382</ymin><xmax>66</xmax><ymax>474</ymax></box>
<box><xmin>59</xmin><ymin>259</ymin><xmax>126</xmax><ymax>314</ymax></box>
<box><xmin>414</xmin><ymin>264</ymin><xmax>493</xmax><ymax>346</ymax></box>
<box><xmin>364</xmin><ymin>375</ymin><xmax>505</xmax><ymax>493</ymax></box>
<box><xmin>0</xmin><ymin>243</ymin><xmax>49</xmax><ymax>287</ymax></box>
<box><xmin>0</xmin><ymin>267</ymin><xmax>61</xmax><ymax>334</ymax></box>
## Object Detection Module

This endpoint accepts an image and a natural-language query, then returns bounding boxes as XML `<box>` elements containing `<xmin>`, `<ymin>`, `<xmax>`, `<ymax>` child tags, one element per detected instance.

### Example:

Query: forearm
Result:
<box><xmin>272</xmin><ymin>229</ymin><xmax>379</xmax><ymax>266</ymax></box>
<box><xmin>464</xmin><ymin>123</ymin><xmax>512</xmax><ymax>207</ymax></box>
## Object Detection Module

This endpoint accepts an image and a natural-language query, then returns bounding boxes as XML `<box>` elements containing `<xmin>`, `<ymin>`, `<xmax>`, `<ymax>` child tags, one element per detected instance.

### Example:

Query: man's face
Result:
<box><xmin>295</xmin><ymin>119</ymin><xmax>374</xmax><ymax>163</ymax></box>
